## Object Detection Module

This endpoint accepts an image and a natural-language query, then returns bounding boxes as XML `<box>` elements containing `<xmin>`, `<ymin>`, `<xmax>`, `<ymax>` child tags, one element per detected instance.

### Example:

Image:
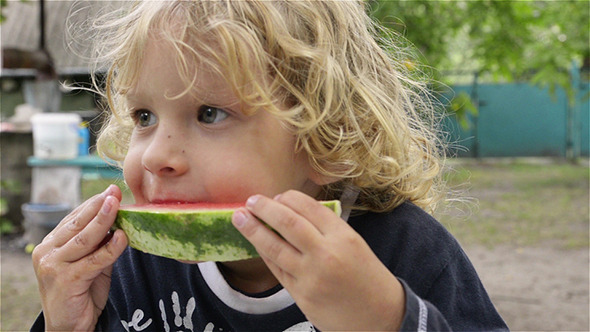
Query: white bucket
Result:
<box><xmin>31</xmin><ymin>113</ymin><xmax>82</xmax><ymax>159</ymax></box>
<box><xmin>22</xmin><ymin>203</ymin><xmax>72</xmax><ymax>245</ymax></box>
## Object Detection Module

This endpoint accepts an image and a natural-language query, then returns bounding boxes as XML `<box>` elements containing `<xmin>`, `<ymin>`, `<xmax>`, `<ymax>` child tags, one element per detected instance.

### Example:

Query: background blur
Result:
<box><xmin>1</xmin><ymin>1</ymin><xmax>589</xmax><ymax>331</ymax></box>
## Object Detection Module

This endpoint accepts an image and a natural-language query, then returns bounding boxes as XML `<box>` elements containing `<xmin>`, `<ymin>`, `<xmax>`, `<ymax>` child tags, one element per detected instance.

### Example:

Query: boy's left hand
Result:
<box><xmin>233</xmin><ymin>190</ymin><xmax>406</xmax><ymax>331</ymax></box>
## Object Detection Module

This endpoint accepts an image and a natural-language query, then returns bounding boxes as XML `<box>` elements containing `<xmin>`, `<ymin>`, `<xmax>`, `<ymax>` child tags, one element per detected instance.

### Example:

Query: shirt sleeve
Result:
<box><xmin>397</xmin><ymin>252</ymin><xmax>510</xmax><ymax>332</ymax></box>
<box><xmin>398</xmin><ymin>278</ymin><xmax>452</xmax><ymax>332</ymax></box>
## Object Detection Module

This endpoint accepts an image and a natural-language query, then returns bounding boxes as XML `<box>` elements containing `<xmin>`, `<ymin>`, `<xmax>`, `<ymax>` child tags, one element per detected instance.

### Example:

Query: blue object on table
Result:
<box><xmin>78</xmin><ymin>123</ymin><xmax>90</xmax><ymax>156</ymax></box>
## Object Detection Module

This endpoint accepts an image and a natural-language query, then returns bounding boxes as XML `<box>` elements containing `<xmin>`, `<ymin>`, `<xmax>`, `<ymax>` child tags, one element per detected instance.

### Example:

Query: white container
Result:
<box><xmin>22</xmin><ymin>203</ymin><xmax>72</xmax><ymax>245</ymax></box>
<box><xmin>31</xmin><ymin>166</ymin><xmax>81</xmax><ymax>207</ymax></box>
<box><xmin>31</xmin><ymin>113</ymin><xmax>82</xmax><ymax>159</ymax></box>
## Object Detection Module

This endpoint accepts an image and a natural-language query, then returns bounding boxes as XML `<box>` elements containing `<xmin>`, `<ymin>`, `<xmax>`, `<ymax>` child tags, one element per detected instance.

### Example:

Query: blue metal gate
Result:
<box><xmin>444</xmin><ymin>71</ymin><xmax>589</xmax><ymax>158</ymax></box>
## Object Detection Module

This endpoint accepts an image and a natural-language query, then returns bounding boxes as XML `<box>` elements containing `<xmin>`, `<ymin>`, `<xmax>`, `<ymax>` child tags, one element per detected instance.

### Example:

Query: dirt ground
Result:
<box><xmin>465</xmin><ymin>245</ymin><xmax>589</xmax><ymax>331</ymax></box>
<box><xmin>1</xmin><ymin>236</ymin><xmax>588</xmax><ymax>331</ymax></box>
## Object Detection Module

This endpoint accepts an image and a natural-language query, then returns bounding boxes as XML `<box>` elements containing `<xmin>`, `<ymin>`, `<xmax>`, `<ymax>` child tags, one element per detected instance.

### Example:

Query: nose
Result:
<box><xmin>142</xmin><ymin>130</ymin><xmax>189</xmax><ymax>177</ymax></box>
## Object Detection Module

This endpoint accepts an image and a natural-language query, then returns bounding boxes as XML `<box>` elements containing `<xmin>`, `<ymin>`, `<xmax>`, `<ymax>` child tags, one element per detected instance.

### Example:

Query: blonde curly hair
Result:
<box><xmin>88</xmin><ymin>0</ymin><xmax>445</xmax><ymax>213</ymax></box>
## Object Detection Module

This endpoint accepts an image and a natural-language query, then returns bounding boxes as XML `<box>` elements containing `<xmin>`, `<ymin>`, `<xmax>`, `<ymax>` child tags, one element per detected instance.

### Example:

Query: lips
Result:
<box><xmin>141</xmin><ymin>177</ymin><xmax>205</xmax><ymax>205</ymax></box>
<box><xmin>145</xmin><ymin>188</ymin><xmax>204</xmax><ymax>205</ymax></box>
<box><xmin>149</xmin><ymin>199</ymin><xmax>202</xmax><ymax>205</ymax></box>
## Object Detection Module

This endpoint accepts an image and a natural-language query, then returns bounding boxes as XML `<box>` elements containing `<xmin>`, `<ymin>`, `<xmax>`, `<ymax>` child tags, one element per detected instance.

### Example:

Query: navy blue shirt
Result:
<box><xmin>32</xmin><ymin>202</ymin><xmax>508</xmax><ymax>331</ymax></box>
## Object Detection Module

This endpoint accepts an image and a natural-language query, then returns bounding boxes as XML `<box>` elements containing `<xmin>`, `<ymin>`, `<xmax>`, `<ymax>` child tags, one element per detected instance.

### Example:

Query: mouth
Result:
<box><xmin>148</xmin><ymin>197</ymin><xmax>203</xmax><ymax>205</ymax></box>
<box><xmin>149</xmin><ymin>199</ymin><xmax>202</xmax><ymax>205</ymax></box>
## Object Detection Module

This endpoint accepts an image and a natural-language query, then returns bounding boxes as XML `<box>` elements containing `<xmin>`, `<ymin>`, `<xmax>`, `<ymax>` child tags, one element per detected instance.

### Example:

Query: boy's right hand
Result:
<box><xmin>32</xmin><ymin>185</ymin><xmax>128</xmax><ymax>331</ymax></box>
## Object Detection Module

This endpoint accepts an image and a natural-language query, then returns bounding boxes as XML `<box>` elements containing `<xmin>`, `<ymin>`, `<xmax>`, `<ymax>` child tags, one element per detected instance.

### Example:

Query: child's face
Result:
<box><xmin>122</xmin><ymin>39</ymin><xmax>322</xmax><ymax>204</ymax></box>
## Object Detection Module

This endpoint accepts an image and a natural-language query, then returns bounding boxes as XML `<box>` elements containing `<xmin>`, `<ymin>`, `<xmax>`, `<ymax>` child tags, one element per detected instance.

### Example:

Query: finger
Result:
<box><xmin>44</xmin><ymin>194</ymin><xmax>103</xmax><ymax>243</ymax></box>
<box><xmin>68</xmin><ymin>228</ymin><xmax>128</xmax><ymax>281</ymax></box>
<box><xmin>259</xmin><ymin>254</ymin><xmax>297</xmax><ymax>287</ymax></box>
<box><xmin>274</xmin><ymin>190</ymin><xmax>345</xmax><ymax>235</ymax></box>
<box><xmin>59</xmin><ymin>195</ymin><xmax>121</xmax><ymax>262</ymax></box>
<box><xmin>244</xmin><ymin>195</ymin><xmax>322</xmax><ymax>251</ymax></box>
<box><xmin>47</xmin><ymin>185</ymin><xmax>121</xmax><ymax>247</ymax></box>
<box><xmin>57</xmin><ymin>185</ymin><xmax>122</xmax><ymax>234</ymax></box>
<box><xmin>232</xmin><ymin>208</ymin><xmax>301</xmax><ymax>273</ymax></box>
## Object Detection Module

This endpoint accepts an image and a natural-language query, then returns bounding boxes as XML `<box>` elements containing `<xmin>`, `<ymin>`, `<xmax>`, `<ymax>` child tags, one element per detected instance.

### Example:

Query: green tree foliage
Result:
<box><xmin>369</xmin><ymin>0</ymin><xmax>589</xmax><ymax>112</ymax></box>
<box><xmin>0</xmin><ymin>0</ymin><xmax>7</xmax><ymax>23</ymax></box>
<box><xmin>0</xmin><ymin>0</ymin><xmax>29</xmax><ymax>24</ymax></box>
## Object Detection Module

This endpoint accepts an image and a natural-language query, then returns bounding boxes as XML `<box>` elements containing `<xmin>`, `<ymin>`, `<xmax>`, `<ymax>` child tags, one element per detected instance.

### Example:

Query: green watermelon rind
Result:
<box><xmin>115</xmin><ymin>200</ymin><xmax>342</xmax><ymax>262</ymax></box>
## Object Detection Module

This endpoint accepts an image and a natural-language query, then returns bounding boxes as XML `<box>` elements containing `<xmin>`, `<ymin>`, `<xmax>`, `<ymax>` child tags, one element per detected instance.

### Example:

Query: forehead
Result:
<box><xmin>127</xmin><ymin>38</ymin><xmax>240</xmax><ymax>105</ymax></box>
<box><xmin>112</xmin><ymin>2</ymin><xmax>276</xmax><ymax>112</ymax></box>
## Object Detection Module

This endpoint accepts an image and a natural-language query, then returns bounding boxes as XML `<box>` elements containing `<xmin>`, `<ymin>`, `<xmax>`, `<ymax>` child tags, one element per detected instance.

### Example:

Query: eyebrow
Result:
<box><xmin>187</xmin><ymin>85</ymin><xmax>242</xmax><ymax>108</ymax></box>
<box><xmin>125</xmin><ymin>88</ymin><xmax>245</xmax><ymax>115</ymax></box>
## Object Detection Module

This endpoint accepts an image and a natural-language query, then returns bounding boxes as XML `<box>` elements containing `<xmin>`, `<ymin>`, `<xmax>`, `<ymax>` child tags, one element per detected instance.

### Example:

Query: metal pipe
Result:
<box><xmin>39</xmin><ymin>0</ymin><xmax>45</xmax><ymax>50</ymax></box>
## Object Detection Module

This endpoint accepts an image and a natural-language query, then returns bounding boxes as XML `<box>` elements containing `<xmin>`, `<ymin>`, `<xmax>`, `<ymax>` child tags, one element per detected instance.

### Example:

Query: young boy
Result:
<box><xmin>32</xmin><ymin>1</ymin><xmax>508</xmax><ymax>331</ymax></box>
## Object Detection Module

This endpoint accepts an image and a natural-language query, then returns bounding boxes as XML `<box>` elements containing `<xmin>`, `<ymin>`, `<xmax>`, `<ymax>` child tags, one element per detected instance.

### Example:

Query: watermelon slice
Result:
<box><xmin>114</xmin><ymin>200</ymin><xmax>342</xmax><ymax>262</ymax></box>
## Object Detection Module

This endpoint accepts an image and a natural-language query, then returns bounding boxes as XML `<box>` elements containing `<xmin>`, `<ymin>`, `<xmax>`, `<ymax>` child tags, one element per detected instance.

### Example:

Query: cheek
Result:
<box><xmin>201</xmin><ymin>160</ymin><xmax>269</xmax><ymax>202</ymax></box>
<box><xmin>211</xmin><ymin>147</ymin><xmax>310</xmax><ymax>199</ymax></box>
<box><xmin>195</xmin><ymin>152</ymin><xmax>277</xmax><ymax>202</ymax></box>
<box><xmin>122</xmin><ymin>148</ymin><xmax>144</xmax><ymax>195</ymax></box>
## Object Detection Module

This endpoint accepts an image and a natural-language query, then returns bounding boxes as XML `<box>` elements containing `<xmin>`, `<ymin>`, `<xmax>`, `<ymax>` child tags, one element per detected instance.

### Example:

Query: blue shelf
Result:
<box><xmin>27</xmin><ymin>155</ymin><xmax>122</xmax><ymax>179</ymax></box>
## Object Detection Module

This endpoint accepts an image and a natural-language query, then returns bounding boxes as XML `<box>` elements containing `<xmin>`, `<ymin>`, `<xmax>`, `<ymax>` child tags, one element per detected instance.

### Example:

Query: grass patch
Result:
<box><xmin>437</xmin><ymin>160</ymin><xmax>590</xmax><ymax>249</ymax></box>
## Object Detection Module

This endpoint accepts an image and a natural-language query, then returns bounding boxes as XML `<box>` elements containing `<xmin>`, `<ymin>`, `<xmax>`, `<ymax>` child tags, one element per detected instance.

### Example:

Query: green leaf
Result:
<box><xmin>449</xmin><ymin>91</ymin><xmax>478</xmax><ymax>130</ymax></box>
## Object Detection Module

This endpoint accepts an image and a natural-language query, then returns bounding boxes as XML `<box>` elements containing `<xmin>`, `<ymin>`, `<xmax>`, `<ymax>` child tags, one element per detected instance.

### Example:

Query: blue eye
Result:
<box><xmin>133</xmin><ymin>110</ymin><xmax>157</xmax><ymax>127</ymax></box>
<box><xmin>197</xmin><ymin>105</ymin><xmax>229</xmax><ymax>124</ymax></box>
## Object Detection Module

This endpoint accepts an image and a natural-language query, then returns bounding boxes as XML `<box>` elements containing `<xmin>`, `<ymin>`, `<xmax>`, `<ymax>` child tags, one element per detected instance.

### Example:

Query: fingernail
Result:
<box><xmin>102</xmin><ymin>196</ymin><xmax>114</xmax><ymax>214</ymax></box>
<box><xmin>246</xmin><ymin>195</ymin><xmax>259</xmax><ymax>208</ymax></box>
<box><xmin>273</xmin><ymin>194</ymin><xmax>282</xmax><ymax>201</ymax></box>
<box><xmin>110</xmin><ymin>231</ymin><xmax>118</xmax><ymax>245</ymax></box>
<box><xmin>233</xmin><ymin>211</ymin><xmax>247</xmax><ymax>228</ymax></box>
<box><xmin>102</xmin><ymin>184</ymin><xmax>115</xmax><ymax>197</ymax></box>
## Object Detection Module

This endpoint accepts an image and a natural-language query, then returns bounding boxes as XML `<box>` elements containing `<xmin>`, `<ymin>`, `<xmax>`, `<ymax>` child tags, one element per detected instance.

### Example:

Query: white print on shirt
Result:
<box><xmin>200</xmin><ymin>321</ymin><xmax>316</xmax><ymax>332</ymax></box>
<box><xmin>121</xmin><ymin>291</ymin><xmax>195</xmax><ymax>332</ymax></box>
<box><xmin>284</xmin><ymin>322</ymin><xmax>316</xmax><ymax>331</ymax></box>
<box><xmin>121</xmin><ymin>291</ymin><xmax>314</xmax><ymax>332</ymax></box>
<box><xmin>160</xmin><ymin>291</ymin><xmax>196</xmax><ymax>332</ymax></box>
<box><xmin>120</xmin><ymin>309</ymin><xmax>152</xmax><ymax>332</ymax></box>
